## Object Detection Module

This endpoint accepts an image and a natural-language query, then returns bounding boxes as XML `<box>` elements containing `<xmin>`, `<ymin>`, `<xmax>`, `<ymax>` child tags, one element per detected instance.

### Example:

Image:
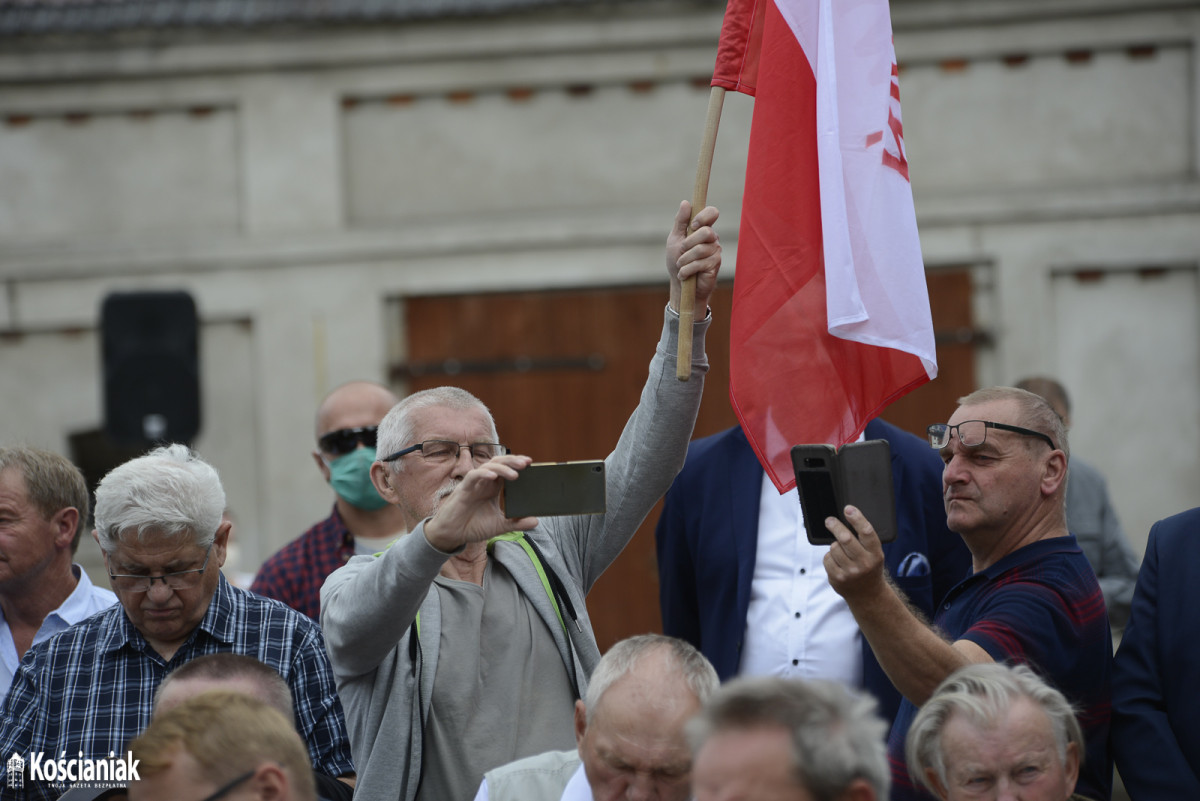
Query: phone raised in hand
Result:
<box><xmin>501</xmin><ymin>460</ymin><xmax>606</xmax><ymax>518</ymax></box>
<box><xmin>791</xmin><ymin>440</ymin><xmax>896</xmax><ymax>545</ymax></box>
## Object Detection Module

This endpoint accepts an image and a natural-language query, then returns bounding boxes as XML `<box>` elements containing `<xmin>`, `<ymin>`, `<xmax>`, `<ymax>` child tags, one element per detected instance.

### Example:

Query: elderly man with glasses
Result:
<box><xmin>816</xmin><ymin>387</ymin><xmax>1112</xmax><ymax>801</ymax></box>
<box><xmin>252</xmin><ymin>380</ymin><xmax>408</xmax><ymax>621</ymax></box>
<box><xmin>321</xmin><ymin>201</ymin><xmax>723</xmax><ymax>801</ymax></box>
<box><xmin>0</xmin><ymin>445</ymin><xmax>355</xmax><ymax>801</ymax></box>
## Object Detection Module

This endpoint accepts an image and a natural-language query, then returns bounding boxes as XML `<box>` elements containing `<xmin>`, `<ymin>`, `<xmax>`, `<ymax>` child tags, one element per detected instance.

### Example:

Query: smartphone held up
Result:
<box><xmin>791</xmin><ymin>440</ymin><xmax>897</xmax><ymax>545</ymax></box>
<box><xmin>501</xmin><ymin>460</ymin><xmax>606</xmax><ymax>519</ymax></box>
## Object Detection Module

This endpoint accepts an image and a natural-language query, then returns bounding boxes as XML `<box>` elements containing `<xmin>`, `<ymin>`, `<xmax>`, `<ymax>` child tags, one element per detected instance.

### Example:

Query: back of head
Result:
<box><xmin>130</xmin><ymin>690</ymin><xmax>316</xmax><ymax>801</ymax></box>
<box><xmin>584</xmin><ymin>633</ymin><xmax>719</xmax><ymax>722</ymax></box>
<box><xmin>0</xmin><ymin>445</ymin><xmax>90</xmax><ymax>553</ymax></box>
<box><xmin>1013</xmin><ymin>376</ymin><xmax>1071</xmax><ymax>424</ymax></box>
<box><xmin>155</xmin><ymin>653</ymin><xmax>294</xmax><ymax>720</ymax></box>
<box><xmin>906</xmin><ymin>662</ymin><xmax>1083</xmax><ymax>796</ymax></box>
<box><xmin>688</xmin><ymin>676</ymin><xmax>890</xmax><ymax>800</ymax></box>
<box><xmin>957</xmin><ymin>386</ymin><xmax>1070</xmax><ymax>462</ymax></box>
<box><xmin>93</xmin><ymin>444</ymin><xmax>225</xmax><ymax>554</ymax></box>
<box><xmin>376</xmin><ymin>386</ymin><xmax>497</xmax><ymax>467</ymax></box>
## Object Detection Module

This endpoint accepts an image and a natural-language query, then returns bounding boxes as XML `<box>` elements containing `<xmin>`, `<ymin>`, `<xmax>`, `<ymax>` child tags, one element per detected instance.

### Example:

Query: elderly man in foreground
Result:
<box><xmin>821</xmin><ymin>387</ymin><xmax>1111</xmax><ymax>800</ymax></box>
<box><xmin>0</xmin><ymin>445</ymin><xmax>354</xmax><ymax>800</ymax></box>
<box><xmin>688</xmin><ymin>675</ymin><xmax>890</xmax><ymax>801</ymax></box>
<box><xmin>476</xmin><ymin>634</ymin><xmax>718</xmax><ymax>801</ymax></box>
<box><xmin>907</xmin><ymin>663</ymin><xmax>1084</xmax><ymax>801</ymax></box>
<box><xmin>321</xmin><ymin>201</ymin><xmax>722</xmax><ymax>801</ymax></box>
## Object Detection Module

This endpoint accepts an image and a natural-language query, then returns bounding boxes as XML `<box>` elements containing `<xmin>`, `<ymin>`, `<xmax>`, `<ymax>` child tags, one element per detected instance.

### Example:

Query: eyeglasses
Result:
<box><xmin>108</xmin><ymin>545</ymin><xmax>213</xmax><ymax>593</ymax></box>
<box><xmin>318</xmin><ymin>426</ymin><xmax>378</xmax><ymax>456</ymax></box>
<box><xmin>198</xmin><ymin>769</ymin><xmax>256</xmax><ymax>801</ymax></box>
<box><xmin>379</xmin><ymin>440</ymin><xmax>506</xmax><ymax>465</ymax></box>
<box><xmin>927</xmin><ymin>420</ymin><xmax>1056</xmax><ymax>451</ymax></box>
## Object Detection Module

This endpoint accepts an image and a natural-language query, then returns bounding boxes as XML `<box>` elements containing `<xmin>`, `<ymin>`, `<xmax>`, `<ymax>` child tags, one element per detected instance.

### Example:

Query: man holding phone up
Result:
<box><xmin>821</xmin><ymin>387</ymin><xmax>1112</xmax><ymax>801</ymax></box>
<box><xmin>320</xmin><ymin>201</ymin><xmax>722</xmax><ymax>801</ymax></box>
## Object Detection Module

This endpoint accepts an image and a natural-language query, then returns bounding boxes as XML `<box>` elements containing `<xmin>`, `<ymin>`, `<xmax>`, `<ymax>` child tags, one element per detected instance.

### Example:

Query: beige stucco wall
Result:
<box><xmin>0</xmin><ymin>0</ymin><xmax>1197</xmax><ymax>579</ymax></box>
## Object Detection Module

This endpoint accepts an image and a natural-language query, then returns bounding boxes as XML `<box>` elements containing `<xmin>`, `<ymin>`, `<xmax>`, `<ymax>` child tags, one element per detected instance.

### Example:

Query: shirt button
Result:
<box><xmin>792</xmin><ymin>659</ymin><xmax>799</xmax><ymax>666</ymax></box>
<box><xmin>794</xmin><ymin>612</ymin><xmax>801</xmax><ymax>619</ymax></box>
<box><xmin>799</xmin><ymin>568</ymin><xmax>806</xmax><ymax>575</ymax></box>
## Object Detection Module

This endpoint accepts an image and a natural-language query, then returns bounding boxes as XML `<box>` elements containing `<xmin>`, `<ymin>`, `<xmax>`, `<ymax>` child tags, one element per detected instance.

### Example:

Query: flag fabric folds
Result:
<box><xmin>718</xmin><ymin>0</ymin><xmax>939</xmax><ymax>492</ymax></box>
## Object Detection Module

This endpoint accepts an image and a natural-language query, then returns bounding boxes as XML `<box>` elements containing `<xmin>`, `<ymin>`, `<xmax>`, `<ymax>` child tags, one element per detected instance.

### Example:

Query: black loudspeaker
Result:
<box><xmin>101</xmin><ymin>291</ymin><xmax>201</xmax><ymax>445</ymax></box>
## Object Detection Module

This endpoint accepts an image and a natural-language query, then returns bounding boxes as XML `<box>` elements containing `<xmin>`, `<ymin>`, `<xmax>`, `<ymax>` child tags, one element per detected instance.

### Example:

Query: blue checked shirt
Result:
<box><xmin>0</xmin><ymin>574</ymin><xmax>354</xmax><ymax>801</ymax></box>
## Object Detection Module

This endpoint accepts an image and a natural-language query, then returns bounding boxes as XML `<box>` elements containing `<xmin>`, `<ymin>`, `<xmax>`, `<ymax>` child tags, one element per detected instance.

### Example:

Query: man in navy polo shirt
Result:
<box><xmin>820</xmin><ymin>387</ymin><xmax>1112</xmax><ymax>801</ymax></box>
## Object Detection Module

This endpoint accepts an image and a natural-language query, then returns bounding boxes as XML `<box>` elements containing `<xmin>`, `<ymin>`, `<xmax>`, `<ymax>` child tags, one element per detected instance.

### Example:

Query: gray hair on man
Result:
<box><xmin>906</xmin><ymin>662</ymin><xmax>1084</xmax><ymax>796</ymax></box>
<box><xmin>375</xmin><ymin>386</ymin><xmax>498</xmax><ymax>471</ymax></box>
<box><xmin>584</xmin><ymin>633</ymin><xmax>719</xmax><ymax>724</ymax></box>
<box><xmin>956</xmin><ymin>386</ymin><xmax>1070</xmax><ymax>461</ymax></box>
<box><xmin>93</xmin><ymin>444</ymin><xmax>226</xmax><ymax>554</ymax></box>
<box><xmin>0</xmin><ymin>445</ymin><xmax>90</xmax><ymax>551</ymax></box>
<box><xmin>687</xmin><ymin>676</ymin><xmax>890</xmax><ymax>801</ymax></box>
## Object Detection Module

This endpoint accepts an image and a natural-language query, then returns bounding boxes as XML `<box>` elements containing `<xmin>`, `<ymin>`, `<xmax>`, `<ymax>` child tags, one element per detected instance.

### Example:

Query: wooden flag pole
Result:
<box><xmin>677</xmin><ymin>85</ymin><xmax>727</xmax><ymax>381</ymax></box>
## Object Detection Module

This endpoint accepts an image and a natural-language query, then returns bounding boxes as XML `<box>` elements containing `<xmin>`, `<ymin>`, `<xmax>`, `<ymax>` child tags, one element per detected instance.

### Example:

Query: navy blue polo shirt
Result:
<box><xmin>887</xmin><ymin>535</ymin><xmax>1112</xmax><ymax>801</ymax></box>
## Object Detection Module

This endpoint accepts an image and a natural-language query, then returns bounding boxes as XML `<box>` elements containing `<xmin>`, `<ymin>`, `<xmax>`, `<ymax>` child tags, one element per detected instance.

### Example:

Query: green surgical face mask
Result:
<box><xmin>326</xmin><ymin>446</ymin><xmax>388</xmax><ymax>511</ymax></box>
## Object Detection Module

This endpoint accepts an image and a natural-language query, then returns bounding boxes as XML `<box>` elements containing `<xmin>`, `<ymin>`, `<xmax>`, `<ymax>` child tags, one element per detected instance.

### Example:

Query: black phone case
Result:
<box><xmin>791</xmin><ymin>440</ymin><xmax>897</xmax><ymax>545</ymax></box>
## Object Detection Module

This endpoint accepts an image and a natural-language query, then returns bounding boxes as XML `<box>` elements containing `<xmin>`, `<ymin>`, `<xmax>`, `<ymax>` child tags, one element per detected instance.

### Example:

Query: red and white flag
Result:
<box><xmin>715</xmin><ymin>0</ymin><xmax>938</xmax><ymax>492</ymax></box>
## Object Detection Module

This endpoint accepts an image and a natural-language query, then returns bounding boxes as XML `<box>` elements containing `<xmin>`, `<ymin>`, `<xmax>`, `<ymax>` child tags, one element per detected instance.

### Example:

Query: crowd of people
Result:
<box><xmin>0</xmin><ymin>200</ymin><xmax>1191</xmax><ymax>801</ymax></box>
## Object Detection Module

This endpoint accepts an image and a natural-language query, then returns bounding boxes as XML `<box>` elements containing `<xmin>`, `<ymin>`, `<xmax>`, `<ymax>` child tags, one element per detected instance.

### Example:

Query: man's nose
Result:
<box><xmin>145</xmin><ymin>579</ymin><xmax>175</xmax><ymax>602</ymax></box>
<box><xmin>624</xmin><ymin>774</ymin><xmax>657</xmax><ymax>801</ymax></box>
<box><xmin>451</xmin><ymin>445</ymin><xmax>475</xmax><ymax>477</ymax></box>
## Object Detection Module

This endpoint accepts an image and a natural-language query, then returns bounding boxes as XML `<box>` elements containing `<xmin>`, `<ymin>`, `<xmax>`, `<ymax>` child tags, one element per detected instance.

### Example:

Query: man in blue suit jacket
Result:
<box><xmin>1112</xmin><ymin>506</ymin><xmax>1200</xmax><ymax>798</ymax></box>
<box><xmin>655</xmin><ymin>419</ymin><xmax>971</xmax><ymax>725</ymax></box>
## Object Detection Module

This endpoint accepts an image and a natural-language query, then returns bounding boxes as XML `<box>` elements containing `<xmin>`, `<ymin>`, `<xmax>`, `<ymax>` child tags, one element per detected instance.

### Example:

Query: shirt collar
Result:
<box><xmin>975</xmin><ymin>533</ymin><xmax>1081</xmax><ymax>581</ymax></box>
<box><xmin>944</xmin><ymin>534</ymin><xmax>1081</xmax><ymax>605</ymax></box>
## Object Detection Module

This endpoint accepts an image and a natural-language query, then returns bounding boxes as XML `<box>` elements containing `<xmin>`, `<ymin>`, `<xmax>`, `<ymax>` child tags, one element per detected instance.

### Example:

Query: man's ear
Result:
<box><xmin>250</xmin><ymin>762</ymin><xmax>289</xmax><ymax>801</ymax></box>
<box><xmin>212</xmin><ymin>519</ymin><xmax>233</xmax><ymax>568</ymax></box>
<box><xmin>837</xmin><ymin>777</ymin><xmax>880</xmax><ymax>801</ymax></box>
<box><xmin>370</xmin><ymin>462</ymin><xmax>399</xmax><ymax>504</ymax></box>
<box><xmin>574</xmin><ymin>699</ymin><xmax>588</xmax><ymax>749</ymax></box>
<box><xmin>313</xmin><ymin>449</ymin><xmax>332</xmax><ymax>483</ymax></box>
<box><xmin>1062</xmin><ymin>741</ymin><xmax>1080</xmax><ymax>795</ymax></box>
<box><xmin>51</xmin><ymin>506</ymin><xmax>80</xmax><ymax>550</ymax></box>
<box><xmin>1040</xmin><ymin>447</ymin><xmax>1068</xmax><ymax>497</ymax></box>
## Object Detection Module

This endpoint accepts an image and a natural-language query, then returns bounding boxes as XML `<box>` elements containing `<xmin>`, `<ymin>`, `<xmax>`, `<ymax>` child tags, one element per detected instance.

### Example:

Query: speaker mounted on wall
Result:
<box><xmin>101</xmin><ymin>290</ymin><xmax>201</xmax><ymax>445</ymax></box>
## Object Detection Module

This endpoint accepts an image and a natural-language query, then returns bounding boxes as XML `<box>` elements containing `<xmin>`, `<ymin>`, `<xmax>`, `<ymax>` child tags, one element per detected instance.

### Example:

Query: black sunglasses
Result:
<box><xmin>318</xmin><ymin>426</ymin><xmax>378</xmax><ymax>456</ymax></box>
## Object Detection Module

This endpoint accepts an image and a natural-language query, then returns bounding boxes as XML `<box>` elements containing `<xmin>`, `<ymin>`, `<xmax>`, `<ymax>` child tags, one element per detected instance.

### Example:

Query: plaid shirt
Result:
<box><xmin>0</xmin><ymin>574</ymin><xmax>354</xmax><ymax>801</ymax></box>
<box><xmin>251</xmin><ymin>506</ymin><xmax>354</xmax><ymax>621</ymax></box>
<box><xmin>887</xmin><ymin>535</ymin><xmax>1112</xmax><ymax>801</ymax></box>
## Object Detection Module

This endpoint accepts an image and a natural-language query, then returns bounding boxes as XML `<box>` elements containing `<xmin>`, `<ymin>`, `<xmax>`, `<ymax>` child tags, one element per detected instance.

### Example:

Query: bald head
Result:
<box><xmin>315</xmin><ymin>381</ymin><xmax>399</xmax><ymax>441</ymax></box>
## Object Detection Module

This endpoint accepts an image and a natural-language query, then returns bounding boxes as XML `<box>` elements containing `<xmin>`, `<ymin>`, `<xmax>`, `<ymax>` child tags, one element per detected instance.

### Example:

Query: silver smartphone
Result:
<box><xmin>502</xmin><ymin>460</ymin><xmax>606</xmax><ymax>518</ymax></box>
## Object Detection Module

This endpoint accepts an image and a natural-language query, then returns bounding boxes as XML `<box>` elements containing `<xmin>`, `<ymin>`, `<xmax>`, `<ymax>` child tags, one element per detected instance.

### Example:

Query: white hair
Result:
<box><xmin>376</xmin><ymin>386</ymin><xmax>497</xmax><ymax>472</ymax></box>
<box><xmin>584</xmin><ymin>634</ymin><xmax>719</xmax><ymax>724</ymax></box>
<box><xmin>93</xmin><ymin>444</ymin><xmax>226</xmax><ymax>553</ymax></box>
<box><xmin>906</xmin><ymin>662</ymin><xmax>1083</xmax><ymax>795</ymax></box>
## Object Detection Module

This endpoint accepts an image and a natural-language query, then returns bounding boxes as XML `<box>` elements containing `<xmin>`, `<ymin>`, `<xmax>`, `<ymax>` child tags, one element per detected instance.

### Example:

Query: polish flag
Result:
<box><xmin>715</xmin><ymin>0</ymin><xmax>938</xmax><ymax>492</ymax></box>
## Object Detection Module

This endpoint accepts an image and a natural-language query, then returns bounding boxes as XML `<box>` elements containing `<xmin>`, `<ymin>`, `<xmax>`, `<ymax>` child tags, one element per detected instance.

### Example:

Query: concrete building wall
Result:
<box><xmin>0</xmin><ymin>0</ymin><xmax>1196</xmax><ymax>579</ymax></box>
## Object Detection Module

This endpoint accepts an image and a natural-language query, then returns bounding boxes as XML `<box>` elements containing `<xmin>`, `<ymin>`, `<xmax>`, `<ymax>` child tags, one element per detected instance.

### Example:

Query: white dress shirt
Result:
<box><xmin>737</xmin><ymin>467</ymin><xmax>864</xmax><ymax>686</ymax></box>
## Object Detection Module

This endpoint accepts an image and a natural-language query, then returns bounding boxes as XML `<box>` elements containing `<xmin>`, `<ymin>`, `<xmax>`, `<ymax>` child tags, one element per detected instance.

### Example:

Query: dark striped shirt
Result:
<box><xmin>887</xmin><ymin>535</ymin><xmax>1112</xmax><ymax>801</ymax></box>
